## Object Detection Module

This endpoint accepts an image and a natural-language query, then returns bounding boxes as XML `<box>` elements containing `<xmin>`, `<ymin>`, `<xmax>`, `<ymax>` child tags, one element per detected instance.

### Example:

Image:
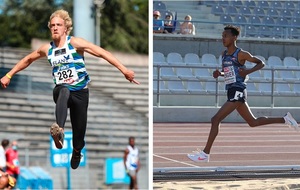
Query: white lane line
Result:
<box><xmin>153</xmin><ymin>154</ymin><xmax>200</xmax><ymax>168</ymax></box>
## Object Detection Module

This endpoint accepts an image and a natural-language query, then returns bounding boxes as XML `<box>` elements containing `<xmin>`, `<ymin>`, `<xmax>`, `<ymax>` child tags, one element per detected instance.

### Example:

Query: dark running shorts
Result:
<box><xmin>227</xmin><ymin>87</ymin><xmax>247</xmax><ymax>103</ymax></box>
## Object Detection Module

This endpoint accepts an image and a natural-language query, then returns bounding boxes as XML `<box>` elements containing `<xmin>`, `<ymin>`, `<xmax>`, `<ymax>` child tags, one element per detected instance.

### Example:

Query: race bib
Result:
<box><xmin>54</xmin><ymin>64</ymin><xmax>79</xmax><ymax>84</ymax></box>
<box><xmin>13</xmin><ymin>159</ymin><xmax>19</xmax><ymax>166</ymax></box>
<box><xmin>224</xmin><ymin>66</ymin><xmax>236</xmax><ymax>84</ymax></box>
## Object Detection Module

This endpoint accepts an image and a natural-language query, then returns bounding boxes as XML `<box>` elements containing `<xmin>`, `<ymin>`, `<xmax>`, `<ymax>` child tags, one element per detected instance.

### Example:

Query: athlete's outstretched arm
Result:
<box><xmin>70</xmin><ymin>37</ymin><xmax>140</xmax><ymax>84</ymax></box>
<box><xmin>0</xmin><ymin>44</ymin><xmax>48</xmax><ymax>88</ymax></box>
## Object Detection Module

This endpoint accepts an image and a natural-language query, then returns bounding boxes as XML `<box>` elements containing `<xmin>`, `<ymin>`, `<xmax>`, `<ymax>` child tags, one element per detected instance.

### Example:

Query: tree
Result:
<box><xmin>0</xmin><ymin>0</ymin><xmax>72</xmax><ymax>48</ymax></box>
<box><xmin>100</xmin><ymin>0</ymin><xmax>148</xmax><ymax>54</ymax></box>
<box><xmin>0</xmin><ymin>0</ymin><xmax>148</xmax><ymax>54</ymax></box>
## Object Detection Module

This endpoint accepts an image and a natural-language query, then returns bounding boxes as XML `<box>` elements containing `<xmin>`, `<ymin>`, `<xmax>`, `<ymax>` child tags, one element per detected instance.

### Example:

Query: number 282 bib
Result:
<box><xmin>53</xmin><ymin>63</ymin><xmax>79</xmax><ymax>84</ymax></box>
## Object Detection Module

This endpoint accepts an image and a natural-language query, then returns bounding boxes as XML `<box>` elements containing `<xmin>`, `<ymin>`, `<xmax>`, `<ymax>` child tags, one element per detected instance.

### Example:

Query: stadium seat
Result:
<box><xmin>293</xmin><ymin>83</ymin><xmax>300</xmax><ymax>94</ymax></box>
<box><xmin>218</xmin><ymin>0</ymin><xmax>230</xmax><ymax>6</ymax></box>
<box><xmin>218</xmin><ymin>81</ymin><xmax>226</xmax><ymax>93</ymax></box>
<box><xmin>194</xmin><ymin>68</ymin><xmax>212</xmax><ymax>80</ymax></box>
<box><xmin>220</xmin><ymin>14</ymin><xmax>233</xmax><ymax>24</ymax></box>
<box><xmin>225</xmin><ymin>6</ymin><xmax>238</xmax><ymax>15</ymax></box>
<box><xmin>284</xmin><ymin>1</ymin><xmax>295</xmax><ymax>9</ymax></box>
<box><xmin>246</xmin><ymin>82</ymin><xmax>259</xmax><ymax>93</ymax></box>
<box><xmin>245</xmin><ymin>25</ymin><xmax>259</xmax><ymax>37</ymax></box>
<box><xmin>262</xmin><ymin>16</ymin><xmax>275</xmax><ymax>26</ymax></box>
<box><xmin>267</xmin><ymin>56</ymin><xmax>283</xmax><ymax>67</ymax></box>
<box><xmin>270</xmin><ymin>1</ymin><xmax>282</xmax><ymax>9</ymax></box>
<box><xmin>272</xmin><ymin>26</ymin><xmax>285</xmax><ymax>38</ymax></box>
<box><xmin>249</xmin><ymin>15</ymin><xmax>261</xmax><ymax>26</ymax></box>
<box><xmin>167</xmin><ymin>81</ymin><xmax>187</xmax><ymax>94</ymax></box>
<box><xmin>283</xmin><ymin>57</ymin><xmax>298</xmax><ymax>67</ymax></box>
<box><xmin>153</xmin><ymin>67</ymin><xmax>158</xmax><ymax>79</ymax></box>
<box><xmin>280</xmin><ymin>9</ymin><xmax>292</xmax><ymax>18</ymax></box>
<box><xmin>176</xmin><ymin>68</ymin><xmax>196</xmax><ymax>80</ymax></box>
<box><xmin>153</xmin><ymin>80</ymin><xmax>169</xmax><ymax>94</ymax></box>
<box><xmin>252</xmin><ymin>8</ymin><xmax>265</xmax><ymax>17</ymax></box>
<box><xmin>293</xmin><ymin>70</ymin><xmax>300</xmax><ymax>80</ymax></box>
<box><xmin>166</xmin><ymin>52</ymin><xmax>184</xmax><ymax>65</ymax></box>
<box><xmin>243</xmin><ymin>0</ymin><xmax>256</xmax><ymax>8</ymax></box>
<box><xmin>276</xmin><ymin>17</ymin><xmax>290</xmax><ymax>26</ymax></box>
<box><xmin>186</xmin><ymin>81</ymin><xmax>205</xmax><ymax>94</ymax></box>
<box><xmin>261</xmin><ymin>70</ymin><xmax>280</xmax><ymax>81</ymax></box>
<box><xmin>279</xmin><ymin>70</ymin><xmax>297</xmax><ymax>82</ymax></box>
<box><xmin>153</xmin><ymin>52</ymin><xmax>167</xmax><ymax>65</ymax></box>
<box><xmin>266</xmin><ymin>9</ymin><xmax>279</xmax><ymax>18</ymax></box>
<box><xmin>291</xmin><ymin>18</ymin><xmax>300</xmax><ymax>26</ymax></box>
<box><xmin>153</xmin><ymin>1</ymin><xmax>166</xmax><ymax>10</ymax></box>
<box><xmin>275</xmin><ymin>83</ymin><xmax>294</xmax><ymax>96</ymax></box>
<box><xmin>160</xmin><ymin>67</ymin><xmax>178</xmax><ymax>79</ymax></box>
<box><xmin>238</xmin><ymin>7</ymin><xmax>252</xmax><ymax>16</ymax></box>
<box><xmin>184</xmin><ymin>53</ymin><xmax>201</xmax><ymax>65</ymax></box>
<box><xmin>234</xmin><ymin>15</ymin><xmax>247</xmax><ymax>24</ymax></box>
<box><xmin>211</xmin><ymin>5</ymin><xmax>224</xmax><ymax>15</ymax></box>
<box><xmin>201</xmin><ymin>53</ymin><xmax>218</xmax><ymax>66</ymax></box>
<box><xmin>248</xmin><ymin>70</ymin><xmax>263</xmax><ymax>81</ymax></box>
<box><xmin>259</xmin><ymin>26</ymin><xmax>272</xmax><ymax>38</ymax></box>
<box><xmin>293</xmin><ymin>10</ymin><xmax>300</xmax><ymax>18</ymax></box>
<box><xmin>231</xmin><ymin>0</ymin><xmax>243</xmax><ymax>7</ymax></box>
<box><xmin>257</xmin><ymin>1</ymin><xmax>270</xmax><ymax>8</ymax></box>
<box><xmin>257</xmin><ymin>82</ymin><xmax>272</xmax><ymax>94</ymax></box>
<box><xmin>204</xmin><ymin>81</ymin><xmax>217</xmax><ymax>94</ymax></box>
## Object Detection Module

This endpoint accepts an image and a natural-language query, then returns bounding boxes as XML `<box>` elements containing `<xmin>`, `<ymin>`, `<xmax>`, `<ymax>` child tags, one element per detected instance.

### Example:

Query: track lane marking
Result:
<box><xmin>153</xmin><ymin>154</ymin><xmax>200</xmax><ymax>167</ymax></box>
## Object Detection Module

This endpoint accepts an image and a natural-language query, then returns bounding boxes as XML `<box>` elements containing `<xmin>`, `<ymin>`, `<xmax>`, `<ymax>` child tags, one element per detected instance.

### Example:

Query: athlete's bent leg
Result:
<box><xmin>203</xmin><ymin>101</ymin><xmax>242</xmax><ymax>154</ymax></box>
<box><xmin>236</xmin><ymin>102</ymin><xmax>284</xmax><ymax>127</ymax></box>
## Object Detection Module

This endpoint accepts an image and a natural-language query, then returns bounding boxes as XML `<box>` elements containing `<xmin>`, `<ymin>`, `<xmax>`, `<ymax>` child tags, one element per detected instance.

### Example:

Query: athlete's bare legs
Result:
<box><xmin>203</xmin><ymin>101</ymin><xmax>285</xmax><ymax>154</ymax></box>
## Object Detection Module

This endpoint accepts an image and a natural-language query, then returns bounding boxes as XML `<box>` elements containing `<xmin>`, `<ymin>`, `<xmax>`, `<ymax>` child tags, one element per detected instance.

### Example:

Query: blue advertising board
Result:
<box><xmin>50</xmin><ymin>131</ymin><xmax>86</xmax><ymax>167</ymax></box>
<box><xmin>105</xmin><ymin>158</ymin><xmax>130</xmax><ymax>184</ymax></box>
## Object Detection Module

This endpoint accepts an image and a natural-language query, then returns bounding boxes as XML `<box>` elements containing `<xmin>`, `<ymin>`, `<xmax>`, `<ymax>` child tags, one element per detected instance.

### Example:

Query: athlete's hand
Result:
<box><xmin>213</xmin><ymin>69</ymin><xmax>221</xmax><ymax>78</ymax></box>
<box><xmin>238</xmin><ymin>68</ymin><xmax>248</xmax><ymax>77</ymax></box>
<box><xmin>0</xmin><ymin>76</ymin><xmax>11</xmax><ymax>88</ymax></box>
<box><xmin>124</xmin><ymin>69</ymin><xmax>140</xmax><ymax>85</ymax></box>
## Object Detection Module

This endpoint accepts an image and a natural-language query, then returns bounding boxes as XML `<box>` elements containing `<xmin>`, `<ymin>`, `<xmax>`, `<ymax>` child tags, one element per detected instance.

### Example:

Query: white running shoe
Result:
<box><xmin>187</xmin><ymin>149</ymin><xmax>209</xmax><ymax>162</ymax></box>
<box><xmin>284</xmin><ymin>112</ymin><xmax>299</xmax><ymax>131</ymax></box>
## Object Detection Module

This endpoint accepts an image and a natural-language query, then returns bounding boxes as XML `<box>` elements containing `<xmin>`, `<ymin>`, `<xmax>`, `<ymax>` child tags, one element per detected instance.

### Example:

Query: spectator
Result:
<box><xmin>124</xmin><ymin>136</ymin><xmax>140</xmax><ymax>190</ymax></box>
<box><xmin>180</xmin><ymin>15</ymin><xmax>195</xmax><ymax>35</ymax></box>
<box><xmin>5</xmin><ymin>141</ymin><xmax>20</xmax><ymax>183</ymax></box>
<box><xmin>163</xmin><ymin>14</ymin><xmax>175</xmax><ymax>34</ymax></box>
<box><xmin>153</xmin><ymin>10</ymin><xmax>164</xmax><ymax>33</ymax></box>
<box><xmin>0</xmin><ymin>139</ymin><xmax>9</xmax><ymax>172</ymax></box>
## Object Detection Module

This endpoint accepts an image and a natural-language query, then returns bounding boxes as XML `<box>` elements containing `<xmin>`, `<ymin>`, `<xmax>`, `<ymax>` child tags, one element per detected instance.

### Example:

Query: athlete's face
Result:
<box><xmin>222</xmin><ymin>30</ymin><xmax>236</xmax><ymax>47</ymax></box>
<box><xmin>49</xmin><ymin>17</ymin><xmax>67</xmax><ymax>40</ymax></box>
<box><xmin>129</xmin><ymin>138</ymin><xmax>135</xmax><ymax>147</ymax></box>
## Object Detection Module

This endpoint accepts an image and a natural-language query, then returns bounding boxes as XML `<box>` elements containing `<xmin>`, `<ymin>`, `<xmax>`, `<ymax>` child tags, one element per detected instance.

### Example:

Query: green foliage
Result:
<box><xmin>0</xmin><ymin>0</ymin><xmax>148</xmax><ymax>54</ymax></box>
<box><xmin>100</xmin><ymin>0</ymin><xmax>148</xmax><ymax>54</ymax></box>
<box><xmin>0</xmin><ymin>0</ymin><xmax>73</xmax><ymax>48</ymax></box>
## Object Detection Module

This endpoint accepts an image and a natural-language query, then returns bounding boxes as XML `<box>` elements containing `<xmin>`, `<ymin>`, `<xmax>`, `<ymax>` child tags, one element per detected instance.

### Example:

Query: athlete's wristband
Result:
<box><xmin>5</xmin><ymin>73</ymin><xmax>12</xmax><ymax>79</ymax></box>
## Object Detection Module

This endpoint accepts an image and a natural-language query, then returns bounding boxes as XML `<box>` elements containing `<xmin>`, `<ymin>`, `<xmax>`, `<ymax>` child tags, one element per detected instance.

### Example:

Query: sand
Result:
<box><xmin>153</xmin><ymin>178</ymin><xmax>300</xmax><ymax>190</ymax></box>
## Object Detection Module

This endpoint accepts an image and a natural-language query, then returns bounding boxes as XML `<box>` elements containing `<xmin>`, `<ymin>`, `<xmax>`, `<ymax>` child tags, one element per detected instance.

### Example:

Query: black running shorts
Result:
<box><xmin>227</xmin><ymin>87</ymin><xmax>247</xmax><ymax>103</ymax></box>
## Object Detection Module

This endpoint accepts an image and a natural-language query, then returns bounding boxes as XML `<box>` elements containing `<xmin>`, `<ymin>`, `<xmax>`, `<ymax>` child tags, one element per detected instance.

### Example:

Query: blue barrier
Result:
<box><xmin>17</xmin><ymin>167</ymin><xmax>39</xmax><ymax>189</ymax></box>
<box><xmin>16</xmin><ymin>167</ymin><xmax>53</xmax><ymax>190</ymax></box>
<box><xmin>29</xmin><ymin>167</ymin><xmax>53</xmax><ymax>189</ymax></box>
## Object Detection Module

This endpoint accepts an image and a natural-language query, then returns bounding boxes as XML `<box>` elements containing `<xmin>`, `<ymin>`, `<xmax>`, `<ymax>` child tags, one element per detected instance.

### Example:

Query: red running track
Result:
<box><xmin>153</xmin><ymin>123</ymin><xmax>300</xmax><ymax>168</ymax></box>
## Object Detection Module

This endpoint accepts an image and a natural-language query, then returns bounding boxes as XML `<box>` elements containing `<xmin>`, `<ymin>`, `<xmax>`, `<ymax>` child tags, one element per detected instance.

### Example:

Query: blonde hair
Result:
<box><xmin>185</xmin><ymin>15</ymin><xmax>192</xmax><ymax>21</ymax></box>
<box><xmin>48</xmin><ymin>9</ymin><xmax>73</xmax><ymax>35</ymax></box>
